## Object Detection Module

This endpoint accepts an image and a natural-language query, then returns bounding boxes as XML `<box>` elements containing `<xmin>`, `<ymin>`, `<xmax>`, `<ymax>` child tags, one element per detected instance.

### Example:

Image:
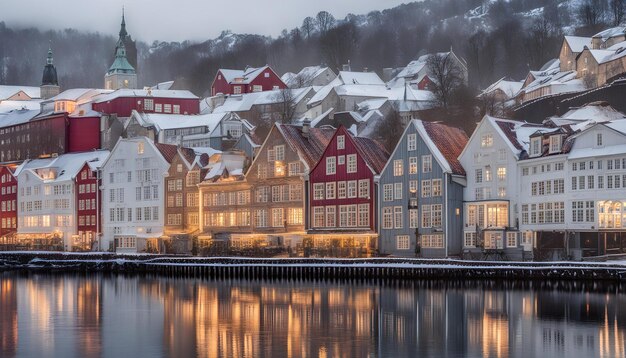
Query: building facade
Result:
<box><xmin>100</xmin><ymin>137</ymin><xmax>172</xmax><ymax>253</ymax></box>
<box><xmin>378</xmin><ymin>120</ymin><xmax>467</xmax><ymax>258</ymax></box>
<box><xmin>0</xmin><ymin>165</ymin><xmax>18</xmax><ymax>242</ymax></box>
<box><xmin>211</xmin><ymin>66</ymin><xmax>287</xmax><ymax>96</ymax></box>
<box><xmin>307</xmin><ymin>126</ymin><xmax>389</xmax><ymax>256</ymax></box>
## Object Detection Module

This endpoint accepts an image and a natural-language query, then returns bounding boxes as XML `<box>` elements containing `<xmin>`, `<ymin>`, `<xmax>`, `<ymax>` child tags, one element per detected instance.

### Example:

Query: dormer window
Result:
<box><xmin>530</xmin><ymin>137</ymin><xmax>542</xmax><ymax>157</ymax></box>
<box><xmin>549</xmin><ymin>135</ymin><xmax>561</xmax><ymax>153</ymax></box>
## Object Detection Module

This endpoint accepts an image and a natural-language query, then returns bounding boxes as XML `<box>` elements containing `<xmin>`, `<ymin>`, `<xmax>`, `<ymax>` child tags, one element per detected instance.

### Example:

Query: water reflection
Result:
<box><xmin>0</xmin><ymin>272</ymin><xmax>625</xmax><ymax>358</ymax></box>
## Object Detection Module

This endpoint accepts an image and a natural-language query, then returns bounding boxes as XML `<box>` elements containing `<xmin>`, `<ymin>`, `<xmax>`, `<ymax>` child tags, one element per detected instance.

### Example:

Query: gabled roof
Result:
<box><xmin>217</xmin><ymin>65</ymin><xmax>284</xmax><ymax>86</ymax></box>
<box><xmin>0</xmin><ymin>85</ymin><xmax>40</xmax><ymax>101</ymax></box>
<box><xmin>415</xmin><ymin>120</ymin><xmax>468</xmax><ymax>175</ymax></box>
<box><xmin>0</xmin><ymin>108</ymin><xmax>40</xmax><ymax>129</ymax></box>
<box><xmin>154</xmin><ymin>143</ymin><xmax>178</xmax><ymax>164</ymax></box>
<box><xmin>276</xmin><ymin>124</ymin><xmax>335</xmax><ymax>168</ymax></box>
<box><xmin>351</xmin><ymin>135</ymin><xmax>389</xmax><ymax>174</ymax></box>
<box><xmin>131</xmin><ymin>110</ymin><xmax>228</xmax><ymax>133</ymax></box>
<box><xmin>337</xmin><ymin>71</ymin><xmax>385</xmax><ymax>86</ymax></box>
<box><xmin>15</xmin><ymin>150</ymin><xmax>110</xmax><ymax>182</ymax></box>
<box><xmin>564</xmin><ymin>36</ymin><xmax>592</xmax><ymax>53</ymax></box>
<box><xmin>478</xmin><ymin>77</ymin><xmax>523</xmax><ymax>99</ymax></box>
<box><xmin>93</xmin><ymin>89</ymin><xmax>198</xmax><ymax>103</ymax></box>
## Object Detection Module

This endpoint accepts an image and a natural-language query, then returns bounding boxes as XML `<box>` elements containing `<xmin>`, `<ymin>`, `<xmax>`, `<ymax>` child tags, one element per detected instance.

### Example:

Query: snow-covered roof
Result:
<box><xmin>94</xmin><ymin>89</ymin><xmax>198</xmax><ymax>103</ymax></box>
<box><xmin>558</xmin><ymin>102</ymin><xmax>626</xmax><ymax>123</ymax></box>
<box><xmin>479</xmin><ymin>77</ymin><xmax>524</xmax><ymax>99</ymax></box>
<box><xmin>48</xmin><ymin>88</ymin><xmax>108</xmax><ymax>103</ymax></box>
<box><xmin>16</xmin><ymin>150</ymin><xmax>110</xmax><ymax>182</ymax></box>
<box><xmin>564</xmin><ymin>36</ymin><xmax>592</xmax><ymax>53</ymax></box>
<box><xmin>212</xmin><ymin>87</ymin><xmax>312</xmax><ymax>113</ymax></box>
<box><xmin>0</xmin><ymin>100</ymin><xmax>42</xmax><ymax>113</ymax></box>
<box><xmin>150</xmin><ymin>81</ymin><xmax>175</xmax><ymax>90</ymax></box>
<box><xmin>593</xmin><ymin>26</ymin><xmax>626</xmax><ymax>41</ymax></box>
<box><xmin>337</xmin><ymin>71</ymin><xmax>384</xmax><ymax>85</ymax></box>
<box><xmin>0</xmin><ymin>85</ymin><xmax>41</xmax><ymax>101</ymax></box>
<box><xmin>204</xmin><ymin>152</ymin><xmax>247</xmax><ymax>181</ymax></box>
<box><xmin>587</xmin><ymin>42</ymin><xmax>626</xmax><ymax>64</ymax></box>
<box><xmin>132</xmin><ymin>110</ymin><xmax>228</xmax><ymax>133</ymax></box>
<box><xmin>0</xmin><ymin>109</ymin><xmax>40</xmax><ymax>129</ymax></box>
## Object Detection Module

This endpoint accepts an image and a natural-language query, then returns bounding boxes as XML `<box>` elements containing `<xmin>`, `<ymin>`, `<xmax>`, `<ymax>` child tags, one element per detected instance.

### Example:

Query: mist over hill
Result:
<box><xmin>0</xmin><ymin>0</ymin><xmax>620</xmax><ymax>96</ymax></box>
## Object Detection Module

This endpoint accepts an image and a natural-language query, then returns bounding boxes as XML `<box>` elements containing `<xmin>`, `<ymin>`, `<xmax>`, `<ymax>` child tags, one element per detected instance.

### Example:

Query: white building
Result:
<box><xmin>15</xmin><ymin>151</ymin><xmax>109</xmax><ymax>250</ymax></box>
<box><xmin>458</xmin><ymin>116</ymin><xmax>541</xmax><ymax>259</ymax></box>
<box><xmin>518</xmin><ymin>103</ymin><xmax>626</xmax><ymax>259</ymax></box>
<box><xmin>100</xmin><ymin>137</ymin><xmax>173</xmax><ymax>253</ymax></box>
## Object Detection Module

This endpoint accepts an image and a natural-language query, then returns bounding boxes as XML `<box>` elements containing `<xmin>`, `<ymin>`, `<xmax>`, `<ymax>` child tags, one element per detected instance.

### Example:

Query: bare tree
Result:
<box><xmin>316</xmin><ymin>11</ymin><xmax>336</xmax><ymax>34</ymax></box>
<box><xmin>610</xmin><ymin>0</ymin><xmax>626</xmax><ymax>25</ymax></box>
<box><xmin>273</xmin><ymin>88</ymin><xmax>298</xmax><ymax>123</ymax></box>
<box><xmin>376</xmin><ymin>104</ymin><xmax>404</xmax><ymax>152</ymax></box>
<box><xmin>578</xmin><ymin>0</ymin><xmax>605</xmax><ymax>27</ymax></box>
<box><xmin>426</xmin><ymin>53</ymin><xmax>465</xmax><ymax>109</ymax></box>
<box><xmin>301</xmin><ymin>17</ymin><xmax>317</xmax><ymax>39</ymax></box>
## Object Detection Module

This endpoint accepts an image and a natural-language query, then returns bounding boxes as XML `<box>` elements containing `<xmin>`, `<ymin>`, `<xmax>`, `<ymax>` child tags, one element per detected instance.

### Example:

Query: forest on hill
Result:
<box><xmin>0</xmin><ymin>0</ymin><xmax>623</xmax><ymax>96</ymax></box>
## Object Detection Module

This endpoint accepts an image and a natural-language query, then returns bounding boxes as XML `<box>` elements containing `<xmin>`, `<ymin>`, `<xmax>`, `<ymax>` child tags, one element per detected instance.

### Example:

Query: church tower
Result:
<box><xmin>41</xmin><ymin>45</ymin><xmax>60</xmax><ymax>99</ymax></box>
<box><xmin>104</xmin><ymin>10</ymin><xmax>137</xmax><ymax>90</ymax></box>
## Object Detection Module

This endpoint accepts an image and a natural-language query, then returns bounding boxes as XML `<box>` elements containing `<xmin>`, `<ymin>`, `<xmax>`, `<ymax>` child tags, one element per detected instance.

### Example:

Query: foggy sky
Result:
<box><xmin>1</xmin><ymin>0</ymin><xmax>409</xmax><ymax>42</ymax></box>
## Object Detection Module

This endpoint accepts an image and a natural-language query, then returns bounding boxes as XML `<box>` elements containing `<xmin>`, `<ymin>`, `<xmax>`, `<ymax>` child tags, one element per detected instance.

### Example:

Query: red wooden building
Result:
<box><xmin>211</xmin><ymin>65</ymin><xmax>287</xmax><ymax>96</ymax></box>
<box><xmin>92</xmin><ymin>89</ymin><xmax>200</xmax><ymax>117</ymax></box>
<box><xmin>0</xmin><ymin>165</ymin><xmax>18</xmax><ymax>241</ymax></box>
<box><xmin>75</xmin><ymin>162</ymin><xmax>100</xmax><ymax>250</ymax></box>
<box><xmin>307</xmin><ymin>126</ymin><xmax>389</xmax><ymax>255</ymax></box>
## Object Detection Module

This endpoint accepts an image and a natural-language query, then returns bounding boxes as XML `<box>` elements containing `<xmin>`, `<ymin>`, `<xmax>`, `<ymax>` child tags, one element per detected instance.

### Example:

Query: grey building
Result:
<box><xmin>377</xmin><ymin>119</ymin><xmax>468</xmax><ymax>257</ymax></box>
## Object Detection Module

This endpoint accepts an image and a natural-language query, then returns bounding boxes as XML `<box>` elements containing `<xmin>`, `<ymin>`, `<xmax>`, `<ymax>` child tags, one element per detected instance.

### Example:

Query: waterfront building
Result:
<box><xmin>15</xmin><ymin>151</ymin><xmax>109</xmax><ymax>251</ymax></box>
<box><xmin>377</xmin><ymin>119</ymin><xmax>467</xmax><ymax>258</ymax></box>
<box><xmin>307</xmin><ymin>125</ymin><xmax>389</xmax><ymax>256</ymax></box>
<box><xmin>100</xmin><ymin>137</ymin><xmax>173</xmax><ymax>253</ymax></box>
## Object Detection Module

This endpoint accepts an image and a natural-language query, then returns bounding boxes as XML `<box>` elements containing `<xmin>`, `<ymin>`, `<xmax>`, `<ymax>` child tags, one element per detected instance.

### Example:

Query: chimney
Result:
<box><xmin>302</xmin><ymin>119</ymin><xmax>311</xmax><ymax>138</ymax></box>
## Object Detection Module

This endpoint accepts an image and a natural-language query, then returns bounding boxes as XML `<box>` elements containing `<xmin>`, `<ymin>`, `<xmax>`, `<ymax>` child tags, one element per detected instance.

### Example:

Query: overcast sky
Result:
<box><xmin>1</xmin><ymin>0</ymin><xmax>409</xmax><ymax>42</ymax></box>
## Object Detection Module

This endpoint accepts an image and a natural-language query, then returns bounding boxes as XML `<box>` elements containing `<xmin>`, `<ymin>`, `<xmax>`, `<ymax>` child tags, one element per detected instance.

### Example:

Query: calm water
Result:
<box><xmin>0</xmin><ymin>272</ymin><xmax>625</xmax><ymax>358</ymax></box>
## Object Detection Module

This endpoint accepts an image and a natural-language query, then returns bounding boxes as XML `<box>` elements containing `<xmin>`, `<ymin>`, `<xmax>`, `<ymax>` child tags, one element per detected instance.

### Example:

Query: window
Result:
<box><xmin>407</xmin><ymin>134</ymin><xmax>417</xmax><ymax>151</ymax></box>
<box><xmin>597</xmin><ymin>133</ymin><xmax>603</xmax><ymax>146</ymax></box>
<box><xmin>275</xmin><ymin>145</ymin><xmax>285</xmax><ymax>161</ymax></box>
<box><xmin>421</xmin><ymin>180</ymin><xmax>431</xmax><ymax>198</ymax></box>
<box><xmin>347</xmin><ymin>154</ymin><xmax>357</xmax><ymax>173</ymax></box>
<box><xmin>271</xmin><ymin>208</ymin><xmax>284</xmax><ymax>227</ymax></box>
<box><xmin>394</xmin><ymin>183</ymin><xmax>402</xmax><ymax>200</ymax></box>
<box><xmin>288</xmin><ymin>162</ymin><xmax>301</xmax><ymax>176</ymax></box>
<box><xmin>164</xmin><ymin>104</ymin><xmax>172</xmax><ymax>113</ymax></box>
<box><xmin>144</xmin><ymin>99</ymin><xmax>154</xmax><ymax>111</ymax></box>
<box><xmin>358</xmin><ymin>204</ymin><xmax>369</xmax><ymax>227</ymax></box>
<box><xmin>313</xmin><ymin>183</ymin><xmax>325</xmax><ymax>200</ymax></box>
<box><xmin>481</xmin><ymin>133</ymin><xmax>493</xmax><ymax>148</ymax></box>
<box><xmin>326</xmin><ymin>206</ymin><xmax>336</xmax><ymax>227</ymax></box>
<box><xmin>409</xmin><ymin>157</ymin><xmax>418</xmax><ymax>174</ymax></box>
<box><xmin>498</xmin><ymin>187</ymin><xmax>506</xmax><ymax>198</ymax></box>
<box><xmin>326</xmin><ymin>157</ymin><xmax>336</xmax><ymax>175</ymax></box>
<box><xmin>530</xmin><ymin>137</ymin><xmax>541</xmax><ymax>156</ymax></box>
<box><xmin>382</xmin><ymin>207</ymin><xmax>393</xmax><ymax>229</ymax></box>
<box><xmin>432</xmin><ymin>179</ymin><xmax>442</xmax><ymax>197</ymax></box>
<box><xmin>252</xmin><ymin>85</ymin><xmax>262</xmax><ymax>92</ymax></box>
<box><xmin>549</xmin><ymin>135</ymin><xmax>561</xmax><ymax>153</ymax></box>
<box><xmin>326</xmin><ymin>182</ymin><xmax>336</xmax><ymax>199</ymax></box>
<box><xmin>155</xmin><ymin>103</ymin><xmax>162</xmax><ymax>112</ymax></box>
<box><xmin>497</xmin><ymin>167</ymin><xmax>506</xmax><ymax>181</ymax></box>
<box><xmin>422</xmin><ymin>234</ymin><xmax>444</xmax><ymax>248</ymax></box>
<box><xmin>383</xmin><ymin>184</ymin><xmax>393</xmax><ymax>202</ymax></box>
<box><xmin>464</xmin><ymin>232</ymin><xmax>477</xmax><ymax>247</ymax></box>
<box><xmin>337</xmin><ymin>135</ymin><xmax>345</xmax><ymax>150</ymax></box>
<box><xmin>506</xmin><ymin>232</ymin><xmax>517</xmax><ymax>248</ymax></box>
<box><xmin>475</xmin><ymin>169</ymin><xmax>483</xmax><ymax>183</ymax></box>
<box><xmin>498</xmin><ymin>149</ymin><xmax>507</xmax><ymax>161</ymax></box>
<box><xmin>421</xmin><ymin>205</ymin><xmax>432</xmax><ymax>228</ymax></box>
<box><xmin>484</xmin><ymin>166</ymin><xmax>492</xmax><ymax>182</ymax></box>
<box><xmin>338</xmin><ymin>182</ymin><xmax>346</xmax><ymax>198</ymax></box>
<box><xmin>338</xmin><ymin>155</ymin><xmax>345</xmax><ymax>165</ymax></box>
<box><xmin>393</xmin><ymin>160</ymin><xmax>403</xmax><ymax>176</ymax></box>
<box><xmin>422</xmin><ymin>155</ymin><xmax>432</xmax><ymax>173</ymax></box>
<box><xmin>137</xmin><ymin>142</ymin><xmax>144</xmax><ymax>154</ymax></box>
<box><xmin>347</xmin><ymin>181</ymin><xmax>357</xmax><ymax>198</ymax></box>
<box><xmin>396</xmin><ymin>236</ymin><xmax>410</xmax><ymax>250</ymax></box>
<box><xmin>313</xmin><ymin>207</ymin><xmax>325</xmax><ymax>228</ymax></box>
<box><xmin>358</xmin><ymin>180</ymin><xmax>369</xmax><ymax>198</ymax></box>
<box><xmin>256</xmin><ymin>210</ymin><xmax>268</xmax><ymax>228</ymax></box>
<box><xmin>394</xmin><ymin>207</ymin><xmax>403</xmax><ymax>228</ymax></box>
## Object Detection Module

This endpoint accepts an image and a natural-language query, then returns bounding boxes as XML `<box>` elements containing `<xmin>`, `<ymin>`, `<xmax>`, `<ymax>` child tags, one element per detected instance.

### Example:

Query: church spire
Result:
<box><xmin>119</xmin><ymin>7</ymin><xmax>128</xmax><ymax>40</ymax></box>
<box><xmin>46</xmin><ymin>43</ymin><xmax>54</xmax><ymax>65</ymax></box>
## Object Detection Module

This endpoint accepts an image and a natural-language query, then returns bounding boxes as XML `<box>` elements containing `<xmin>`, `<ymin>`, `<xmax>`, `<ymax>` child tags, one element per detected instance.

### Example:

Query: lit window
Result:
<box><xmin>137</xmin><ymin>142</ymin><xmax>144</xmax><ymax>154</ymax></box>
<box><xmin>393</xmin><ymin>160</ymin><xmax>403</xmax><ymax>176</ymax></box>
<box><xmin>481</xmin><ymin>133</ymin><xmax>493</xmax><ymax>148</ymax></box>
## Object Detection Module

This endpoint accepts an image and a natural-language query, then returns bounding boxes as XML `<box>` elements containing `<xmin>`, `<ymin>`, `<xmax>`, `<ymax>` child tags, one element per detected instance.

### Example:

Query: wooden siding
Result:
<box><xmin>92</xmin><ymin>97</ymin><xmax>199</xmax><ymax>117</ymax></box>
<box><xmin>0</xmin><ymin>166</ymin><xmax>17</xmax><ymax>238</ymax></box>
<box><xmin>75</xmin><ymin>163</ymin><xmax>100</xmax><ymax>241</ymax></box>
<box><xmin>378</xmin><ymin>123</ymin><xmax>464</xmax><ymax>258</ymax></box>
<box><xmin>309</xmin><ymin>127</ymin><xmax>376</xmax><ymax>232</ymax></box>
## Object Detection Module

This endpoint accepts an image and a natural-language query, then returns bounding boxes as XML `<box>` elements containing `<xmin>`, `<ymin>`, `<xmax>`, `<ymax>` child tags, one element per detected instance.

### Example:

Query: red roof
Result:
<box><xmin>351</xmin><ymin>136</ymin><xmax>390</xmax><ymax>174</ymax></box>
<box><xmin>154</xmin><ymin>143</ymin><xmax>178</xmax><ymax>164</ymax></box>
<box><xmin>421</xmin><ymin>121</ymin><xmax>468</xmax><ymax>175</ymax></box>
<box><xmin>278</xmin><ymin>124</ymin><xmax>335</xmax><ymax>167</ymax></box>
